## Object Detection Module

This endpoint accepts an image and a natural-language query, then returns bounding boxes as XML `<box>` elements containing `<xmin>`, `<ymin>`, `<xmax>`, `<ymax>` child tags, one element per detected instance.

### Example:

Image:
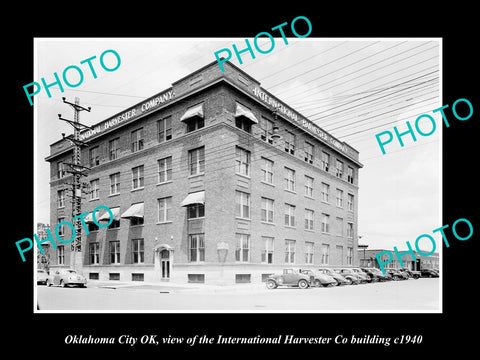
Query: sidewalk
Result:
<box><xmin>87</xmin><ymin>279</ymin><xmax>267</xmax><ymax>294</ymax></box>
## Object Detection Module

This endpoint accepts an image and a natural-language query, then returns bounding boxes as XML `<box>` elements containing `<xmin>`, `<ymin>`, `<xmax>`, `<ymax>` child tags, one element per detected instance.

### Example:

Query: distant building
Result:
<box><xmin>358</xmin><ymin>249</ymin><xmax>439</xmax><ymax>270</ymax></box>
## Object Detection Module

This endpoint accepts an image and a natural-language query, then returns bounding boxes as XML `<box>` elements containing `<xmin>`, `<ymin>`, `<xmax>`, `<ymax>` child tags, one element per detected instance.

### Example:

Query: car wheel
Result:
<box><xmin>298</xmin><ymin>279</ymin><xmax>308</xmax><ymax>289</ymax></box>
<box><xmin>314</xmin><ymin>279</ymin><xmax>321</xmax><ymax>287</ymax></box>
<box><xmin>345</xmin><ymin>278</ymin><xmax>353</xmax><ymax>285</ymax></box>
<box><xmin>46</xmin><ymin>279</ymin><xmax>51</xmax><ymax>287</ymax></box>
<box><xmin>266</xmin><ymin>280</ymin><xmax>277</xmax><ymax>289</ymax></box>
<box><xmin>60</xmin><ymin>280</ymin><xmax>66</xmax><ymax>288</ymax></box>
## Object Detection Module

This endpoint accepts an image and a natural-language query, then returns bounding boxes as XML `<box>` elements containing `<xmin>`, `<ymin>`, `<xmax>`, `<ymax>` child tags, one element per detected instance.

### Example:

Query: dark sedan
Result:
<box><xmin>421</xmin><ymin>268</ymin><xmax>439</xmax><ymax>278</ymax></box>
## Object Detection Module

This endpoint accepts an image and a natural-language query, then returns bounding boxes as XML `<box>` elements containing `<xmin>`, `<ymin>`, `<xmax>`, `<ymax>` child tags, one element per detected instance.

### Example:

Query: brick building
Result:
<box><xmin>45</xmin><ymin>60</ymin><xmax>363</xmax><ymax>284</ymax></box>
<box><xmin>358</xmin><ymin>249</ymin><xmax>439</xmax><ymax>271</ymax></box>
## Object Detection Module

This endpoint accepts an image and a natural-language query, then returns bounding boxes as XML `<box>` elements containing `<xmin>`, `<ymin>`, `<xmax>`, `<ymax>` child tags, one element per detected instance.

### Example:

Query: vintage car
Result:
<box><xmin>46</xmin><ymin>269</ymin><xmax>87</xmax><ymax>288</ymax></box>
<box><xmin>299</xmin><ymin>269</ymin><xmax>338</xmax><ymax>287</ymax></box>
<box><xmin>398</xmin><ymin>267</ymin><xmax>421</xmax><ymax>279</ymax></box>
<box><xmin>386</xmin><ymin>268</ymin><xmax>408</xmax><ymax>280</ymax></box>
<box><xmin>37</xmin><ymin>269</ymin><xmax>49</xmax><ymax>285</ymax></box>
<box><xmin>317</xmin><ymin>267</ymin><xmax>350</xmax><ymax>285</ymax></box>
<box><xmin>360</xmin><ymin>267</ymin><xmax>390</xmax><ymax>282</ymax></box>
<box><xmin>351</xmin><ymin>268</ymin><xmax>372</xmax><ymax>282</ymax></box>
<box><xmin>420</xmin><ymin>268</ymin><xmax>439</xmax><ymax>278</ymax></box>
<box><xmin>265</xmin><ymin>269</ymin><xmax>311</xmax><ymax>289</ymax></box>
<box><xmin>334</xmin><ymin>268</ymin><xmax>362</xmax><ymax>285</ymax></box>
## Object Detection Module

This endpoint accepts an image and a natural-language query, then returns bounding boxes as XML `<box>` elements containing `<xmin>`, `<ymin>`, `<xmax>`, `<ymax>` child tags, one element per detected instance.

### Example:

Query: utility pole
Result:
<box><xmin>58</xmin><ymin>97</ymin><xmax>92</xmax><ymax>271</ymax></box>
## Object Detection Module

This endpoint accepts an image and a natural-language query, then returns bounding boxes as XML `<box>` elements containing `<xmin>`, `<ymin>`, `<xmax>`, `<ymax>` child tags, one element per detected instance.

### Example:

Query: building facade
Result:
<box><xmin>358</xmin><ymin>249</ymin><xmax>439</xmax><ymax>271</ymax></box>
<box><xmin>45</xmin><ymin>60</ymin><xmax>362</xmax><ymax>284</ymax></box>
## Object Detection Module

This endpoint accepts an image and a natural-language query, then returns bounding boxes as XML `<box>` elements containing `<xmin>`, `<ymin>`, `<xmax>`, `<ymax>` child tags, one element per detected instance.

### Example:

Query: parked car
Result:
<box><xmin>46</xmin><ymin>269</ymin><xmax>87</xmax><ymax>288</ymax></box>
<box><xmin>266</xmin><ymin>269</ymin><xmax>311</xmax><ymax>289</ymax></box>
<box><xmin>37</xmin><ymin>269</ymin><xmax>49</xmax><ymax>285</ymax></box>
<box><xmin>351</xmin><ymin>268</ymin><xmax>372</xmax><ymax>282</ymax></box>
<box><xmin>421</xmin><ymin>268</ymin><xmax>439</xmax><ymax>278</ymax></box>
<box><xmin>360</xmin><ymin>267</ymin><xmax>390</xmax><ymax>282</ymax></box>
<box><xmin>398</xmin><ymin>267</ymin><xmax>421</xmax><ymax>279</ymax></box>
<box><xmin>386</xmin><ymin>269</ymin><xmax>408</xmax><ymax>280</ymax></box>
<box><xmin>299</xmin><ymin>269</ymin><xmax>337</xmax><ymax>287</ymax></box>
<box><xmin>334</xmin><ymin>268</ymin><xmax>362</xmax><ymax>284</ymax></box>
<box><xmin>317</xmin><ymin>267</ymin><xmax>350</xmax><ymax>285</ymax></box>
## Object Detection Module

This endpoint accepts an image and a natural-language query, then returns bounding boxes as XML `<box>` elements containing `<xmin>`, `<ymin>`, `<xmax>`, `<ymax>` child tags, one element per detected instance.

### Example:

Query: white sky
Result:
<box><xmin>34</xmin><ymin>38</ymin><xmax>441</xmax><ymax>251</ymax></box>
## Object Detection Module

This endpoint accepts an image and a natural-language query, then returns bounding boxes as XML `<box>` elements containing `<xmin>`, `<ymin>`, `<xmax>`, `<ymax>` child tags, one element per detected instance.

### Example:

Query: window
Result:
<box><xmin>89</xmin><ymin>243</ymin><xmax>99</xmax><ymax>264</ymax></box>
<box><xmin>284</xmin><ymin>130</ymin><xmax>295</xmax><ymax>154</ymax></box>
<box><xmin>321</xmin><ymin>244</ymin><xmax>330</xmax><ymax>265</ymax></box>
<box><xmin>235</xmin><ymin>191</ymin><xmax>250</xmax><ymax>219</ymax></box>
<box><xmin>158</xmin><ymin>197</ymin><xmax>172</xmax><ymax>222</ymax></box>
<box><xmin>57</xmin><ymin>217</ymin><xmax>65</xmax><ymax>237</ymax></box>
<box><xmin>304</xmin><ymin>209</ymin><xmax>314</xmax><ymax>230</ymax></box>
<box><xmin>88</xmin><ymin>222</ymin><xmax>99</xmax><ymax>232</ymax></box>
<box><xmin>89</xmin><ymin>146</ymin><xmax>100</xmax><ymax>167</ymax></box>
<box><xmin>57</xmin><ymin>161</ymin><xmax>66</xmax><ymax>178</ymax></box>
<box><xmin>285</xmin><ymin>240</ymin><xmax>295</xmax><ymax>264</ymax></box>
<box><xmin>261</xmin><ymin>158</ymin><xmax>274</xmax><ymax>184</ymax></box>
<box><xmin>284</xmin><ymin>167</ymin><xmax>295</xmax><ymax>192</ymax></box>
<box><xmin>130</xmin><ymin>217</ymin><xmax>144</xmax><ymax>226</ymax></box>
<box><xmin>321</xmin><ymin>213</ymin><xmax>330</xmax><ymax>233</ymax></box>
<box><xmin>188</xmin><ymin>147</ymin><xmax>205</xmax><ymax>176</ymax></box>
<box><xmin>235</xmin><ymin>274</ymin><xmax>251</xmax><ymax>283</ymax></box>
<box><xmin>348</xmin><ymin>193</ymin><xmax>354</xmax><ymax>211</ymax></box>
<box><xmin>347</xmin><ymin>222</ymin><xmax>354</xmax><ymax>239</ymax></box>
<box><xmin>336</xmin><ymin>188</ymin><xmax>344</xmax><ymax>207</ymax></box>
<box><xmin>321</xmin><ymin>151</ymin><xmax>330</xmax><ymax>172</ymax></box>
<box><xmin>336</xmin><ymin>217</ymin><xmax>344</xmax><ymax>236</ymax></box>
<box><xmin>131</xmin><ymin>128</ymin><xmax>144</xmax><ymax>152</ymax></box>
<box><xmin>235</xmin><ymin>233</ymin><xmax>250</xmax><ymax>262</ymax></box>
<box><xmin>132</xmin><ymin>165</ymin><xmax>144</xmax><ymax>189</ymax></box>
<box><xmin>109</xmin><ymin>273</ymin><xmax>120</xmax><ymax>280</ymax></box>
<box><xmin>337</xmin><ymin>245</ymin><xmax>344</xmax><ymax>265</ymax></box>
<box><xmin>89</xmin><ymin>179</ymin><xmax>100</xmax><ymax>200</ymax></box>
<box><xmin>108</xmin><ymin>215</ymin><xmax>120</xmax><ymax>229</ymax></box>
<box><xmin>235</xmin><ymin>147</ymin><xmax>250</xmax><ymax>176</ymax></box>
<box><xmin>158</xmin><ymin>156</ymin><xmax>172</xmax><ymax>183</ymax></box>
<box><xmin>261</xmin><ymin>197</ymin><xmax>274</xmax><ymax>223</ymax></box>
<box><xmin>189</xmin><ymin>234</ymin><xmax>205</xmax><ymax>262</ymax></box>
<box><xmin>109</xmin><ymin>138</ymin><xmax>119</xmax><ymax>160</ymax></box>
<box><xmin>347</xmin><ymin>247</ymin><xmax>353</xmax><ymax>265</ymax></box>
<box><xmin>110</xmin><ymin>241</ymin><xmax>120</xmax><ymax>264</ymax></box>
<box><xmin>260</xmin><ymin>117</ymin><xmax>274</xmax><ymax>144</ymax></box>
<box><xmin>336</xmin><ymin>159</ymin><xmax>344</xmax><ymax>178</ymax></box>
<box><xmin>188</xmin><ymin>274</ymin><xmax>205</xmax><ymax>283</ymax></box>
<box><xmin>304</xmin><ymin>142</ymin><xmax>314</xmax><ymax>164</ymax></box>
<box><xmin>262</xmin><ymin>237</ymin><xmax>274</xmax><ymax>264</ymax></box>
<box><xmin>186</xmin><ymin>115</ymin><xmax>205</xmax><ymax>132</ymax></box>
<box><xmin>132</xmin><ymin>273</ymin><xmax>144</xmax><ymax>281</ymax></box>
<box><xmin>235</xmin><ymin>117</ymin><xmax>252</xmax><ymax>133</ymax></box>
<box><xmin>187</xmin><ymin>204</ymin><xmax>205</xmax><ymax>219</ymax></box>
<box><xmin>132</xmin><ymin>239</ymin><xmax>144</xmax><ymax>264</ymax></box>
<box><xmin>109</xmin><ymin>172</ymin><xmax>120</xmax><ymax>195</ymax></box>
<box><xmin>305</xmin><ymin>242</ymin><xmax>314</xmax><ymax>264</ymax></box>
<box><xmin>57</xmin><ymin>245</ymin><xmax>65</xmax><ymax>265</ymax></box>
<box><xmin>305</xmin><ymin>175</ymin><xmax>314</xmax><ymax>197</ymax></box>
<box><xmin>284</xmin><ymin>204</ymin><xmax>296</xmax><ymax>227</ymax></box>
<box><xmin>347</xmin><ymin>166</ymin><xmax>354</xmax><ymax>184</ymax></box>
<box><xmin>321</xmin><ymin>182</ymin><xmax>330</xmax><ymax>202</ymax></box>
<box><xmin>158</xmin><ymin>116</ymin><xmax>172</xmax><ymax>143</ymax></box>
<box><xmin>57</xmin><ymin>189</ymin><xmax>65</xmax><ymax>208</ymax></box>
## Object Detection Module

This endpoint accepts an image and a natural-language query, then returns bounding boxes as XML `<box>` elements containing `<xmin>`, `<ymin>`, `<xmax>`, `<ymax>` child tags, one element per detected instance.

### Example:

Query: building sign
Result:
<box><xmin>79</xmin><ymin>89</ymin><xmax>175</xmax><ymax>141</ymax></box>
<box><xmin>252</xmin><ymin>86</ymin><xmax>349</xmax><ymax>155</ymax></box>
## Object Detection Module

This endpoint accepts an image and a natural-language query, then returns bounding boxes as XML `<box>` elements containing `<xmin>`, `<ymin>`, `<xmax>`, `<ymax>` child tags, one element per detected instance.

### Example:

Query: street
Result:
<box><xmin>36</xmin><ymin>278</ymin><xmax>439</xmax><ymax>312</ymax></box>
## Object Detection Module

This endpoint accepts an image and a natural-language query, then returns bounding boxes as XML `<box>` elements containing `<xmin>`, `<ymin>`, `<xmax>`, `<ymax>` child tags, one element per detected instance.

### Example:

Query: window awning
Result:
<box><xmin>235</xmin><ymin>102</ymin><xmax>258</xmax><ymax>124</ymax></box>
<box><xmin>180</xmin><ymin>103</ymin><xmax>204</xmax><ymax>122</ymax></box>
<box><xmin>84</xmin><ymin>212</ymin><xmax>94</xmax><ymax>223</ymax></box>
<box><xmin>97</xmin><ymin>207</ymin><xmax>120</xmax><ymax>223</ymax></box>
<box><xmin>120</xmin><ymin>203</ymin><xmax>144</xmax><ymax>218</ymax></box>
<box><xmin>181</xmin><ymin>191</ymin><xmax>205</xmax><ymax>207</ymax></box>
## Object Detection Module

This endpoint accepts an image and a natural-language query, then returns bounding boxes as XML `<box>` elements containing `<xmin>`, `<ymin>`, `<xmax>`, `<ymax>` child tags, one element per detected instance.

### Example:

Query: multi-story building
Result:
<box><xmin>358</xmin><ymin>249</ymin><xmax>439</xmax><ymax>271</ymax></box>
<box><xmin>45</xmin><ymin>59</ymin><xmax>363</xmax><ymax>284</ymax></box>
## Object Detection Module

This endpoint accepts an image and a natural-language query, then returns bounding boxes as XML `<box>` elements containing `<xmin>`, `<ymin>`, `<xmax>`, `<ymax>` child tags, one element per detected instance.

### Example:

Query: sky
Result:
<box><xmin>34</xmin><ymin>38</ymin><xmax>441</xmax><ymax>251</ymax></box>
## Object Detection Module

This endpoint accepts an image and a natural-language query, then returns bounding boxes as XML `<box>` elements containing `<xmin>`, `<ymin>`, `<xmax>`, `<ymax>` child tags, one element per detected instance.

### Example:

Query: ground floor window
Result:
<box><xmin>235</xmin><ymin>274</ymin><xmax>251</xmax><ymax>283</ymax></box>
<box><xmin>57</xmin><ymin>245</ymin><xmax>65</xmax><ymax>265</ymax></box>
<box><xmin>285</xmin><ymin>239</ymin><xmax>295</xmax><ymax>264</ymax></box>
<box><xmin>261</xmin><ymin>237</ymin><xmax>274</xmax><ymax>264</ymax></box>
<box><xmin>109</xmin><ymin>273</ymin><xmax>120</xmax><ymax>281</ymax></box>
<box><xmin>132</xmin><ymin>273</ymin><xmax>144</xmax><ymax>281</ymax></box>
<box><xmin>110</xmin><ymin>241</ymin><xmax>120</xmax><ymax>264</ymax></box>
<box><xmin>89</xmin><ymin>242</ymin><xmax>100</xmax><ymax>264</ymax></box>
<box><xmin>89</xmin><ymin>272</ymin><xmax>99</xmax><ymax>280</ymax></box>
<box><xmin>189</xmin><ymin>234</ymin><xmax>205</xmax><ymax>262</ymax></box>
<box><xmin>235</xmin><ymin>233</ymin><xmax>250</xmax><ymax>262</ymax></box>
<box><xmin>132</xmin><ymin>239</ymin><xmax>144</xmax><ymax>264</ymax></box>
<box><xmin>188</xmin><ymin>274</ymin><xmax>205</xmax><ymax>283</ymax></box>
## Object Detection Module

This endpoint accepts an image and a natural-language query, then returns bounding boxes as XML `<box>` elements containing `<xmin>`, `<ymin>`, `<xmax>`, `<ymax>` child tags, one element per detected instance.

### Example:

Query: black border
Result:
<box><xmin>8</xmin><ymin>4</ymin><xmax>478</xmax><ymax>355</ymax></box>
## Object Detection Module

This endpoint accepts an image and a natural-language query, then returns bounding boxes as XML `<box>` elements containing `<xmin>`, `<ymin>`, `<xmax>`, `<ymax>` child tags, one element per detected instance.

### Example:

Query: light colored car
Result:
<box><xmin>351</xmin><ymin>267</ymin><xmax>372</xmax><ymax>282</ymax></box>
<box><xmin>299</xmin><ymin>269</ymin><xmax>337</xmax><ymax>287</ymax></box>
<box><xmin>37</xmin><ymin>269</ymin><xmax>49</xmax><ymax>285</ymax></box>
<box><xmin>317</xmin><ymin>267</ymin><xmax>349</xmax><ymax>285</ymax></box>
<box><xmin>266</xmin><ymin>269</ymin><xmax>311</xmax><ymax>289</ymax></box>
<box><xmin>46</xmin><ymin>269</ymin><xmax>87</xmax><ymax>288</ymax></box>
<box><xmin>334</xmin><ymin>268</ymin><xmax>362</xmax><ymax>284</ymax></box>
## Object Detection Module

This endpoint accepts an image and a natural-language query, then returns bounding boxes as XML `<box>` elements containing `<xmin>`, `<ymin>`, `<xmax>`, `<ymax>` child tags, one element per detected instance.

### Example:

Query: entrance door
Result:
<box><xmin>160</xmin><ymin>249</ymin><xmax>170</xmax><ymax>279</ymax></box>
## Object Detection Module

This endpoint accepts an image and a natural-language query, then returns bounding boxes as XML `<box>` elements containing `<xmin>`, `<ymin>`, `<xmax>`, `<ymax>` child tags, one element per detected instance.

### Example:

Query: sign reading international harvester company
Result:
<box><xmin>252</xmin><ymin>86</ymin><xmax>350</xmax><ymax>155</ymax></box>
<box><xmin>79</xmin><ymin>89</ymin><xmax>175</xmax><ymax>141</ymax></box>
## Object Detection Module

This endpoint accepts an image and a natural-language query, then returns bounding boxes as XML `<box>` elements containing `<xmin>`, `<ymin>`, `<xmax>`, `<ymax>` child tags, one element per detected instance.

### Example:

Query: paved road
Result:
<box><xmin>36</xmin><ymin>278</ymin><xmax>439</xmax><ymax>312</ymax></box>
